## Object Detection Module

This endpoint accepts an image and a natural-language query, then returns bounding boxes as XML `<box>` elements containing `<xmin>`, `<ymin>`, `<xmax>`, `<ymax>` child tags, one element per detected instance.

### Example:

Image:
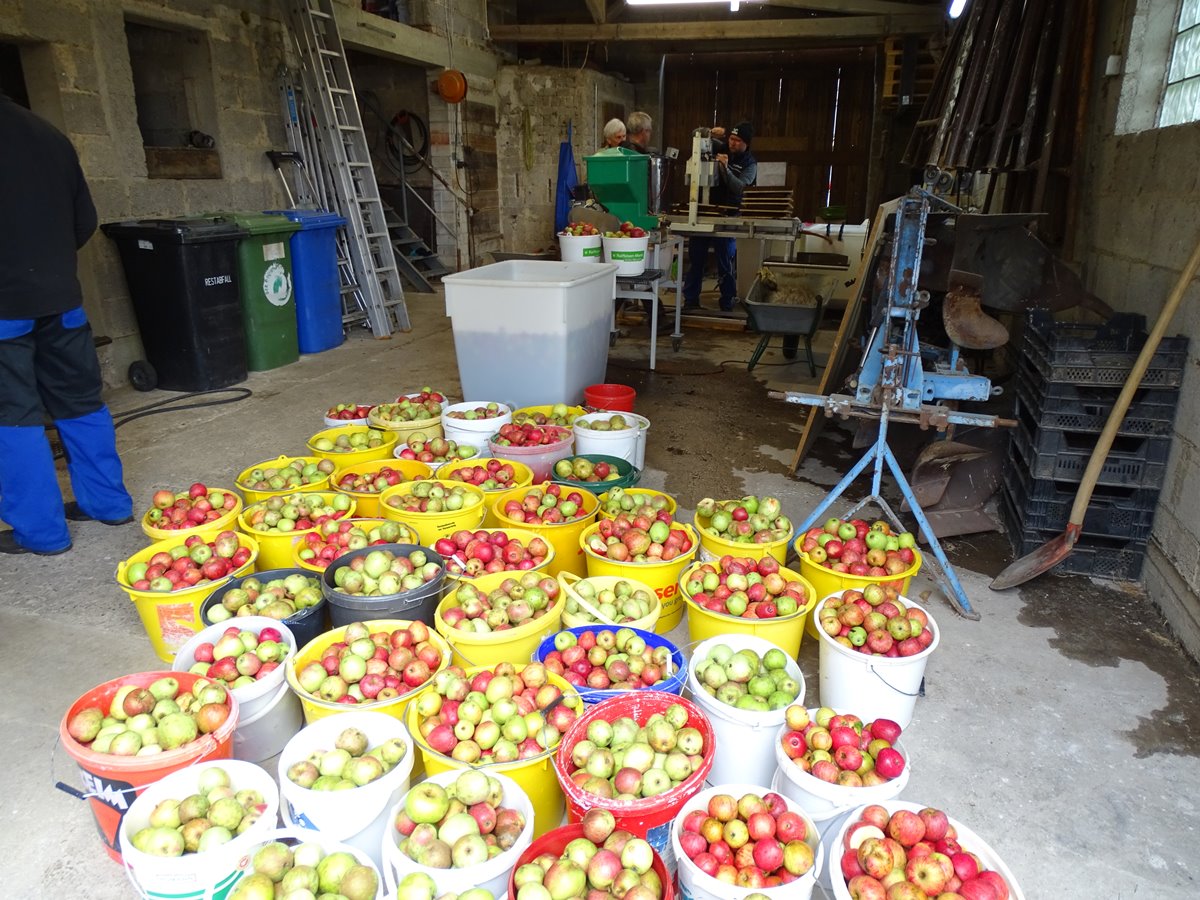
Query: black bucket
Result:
<box><xmin>202</xmin><ymin>567</ymin><xmax>329</xmax><ymax>649</ymax></box>
<box><xmin>321</xmin><ymin>542</ymin><xmax>446</xmax><ymax>628</ymax></box>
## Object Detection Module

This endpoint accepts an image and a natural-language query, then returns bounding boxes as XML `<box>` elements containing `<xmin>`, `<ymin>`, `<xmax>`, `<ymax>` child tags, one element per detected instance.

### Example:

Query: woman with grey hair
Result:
<box><xmin>602</xmin><ymin>118</ymin><xmax>626</xmax><ymax>149</ymax></box>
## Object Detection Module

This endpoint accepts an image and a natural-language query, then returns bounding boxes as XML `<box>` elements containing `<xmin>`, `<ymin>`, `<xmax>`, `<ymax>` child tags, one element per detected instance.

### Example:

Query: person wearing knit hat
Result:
<box><xmin>683</xmin><ymin>120</ymin><xmax>758</xmax><ymax>312</ymax></box>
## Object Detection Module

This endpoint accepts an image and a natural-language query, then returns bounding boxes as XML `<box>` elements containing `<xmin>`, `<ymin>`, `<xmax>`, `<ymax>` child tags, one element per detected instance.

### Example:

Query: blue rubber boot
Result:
<box><xmin>55</xmin><ymin>408</ymin><xmax>133</xmax><ymax>523</ymax></box>
<box><xmin>0</xmin><ymin>425</ymin><xmax>71</xmax><ymax>553</ymax></box>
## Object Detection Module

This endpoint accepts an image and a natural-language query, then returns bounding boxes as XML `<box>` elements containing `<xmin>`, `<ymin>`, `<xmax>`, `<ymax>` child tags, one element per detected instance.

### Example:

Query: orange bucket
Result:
<box><xmin>59</xmin><ymin>671</ymin><xmax>238</xmax><ymax>862</ymax></box>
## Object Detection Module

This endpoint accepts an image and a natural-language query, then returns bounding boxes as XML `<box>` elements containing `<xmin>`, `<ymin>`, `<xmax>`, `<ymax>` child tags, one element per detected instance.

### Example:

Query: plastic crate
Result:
<box><xmin>998</xmin><ymin>488</ymin><xmax>1147</xmax><ymax>581</ymax></box>
<box><xmin>1000</xmin><ymin>452</ymin><xmax>1159</xmax><ymax>540</ymax></box>
<box><xmin>1021</xmin><ymin>310</ymin><xmax>1188</xmax><ymax>388</ymax></box>
<box><xmin>1014</xmin><ymin>366</ymin><xmax>1179</xmax><ymax>437</ymax></box>
<box><xmin>1010</xmin><ymin>396</ymin><xmax>1172</xmax><ymax>488</ymax></box>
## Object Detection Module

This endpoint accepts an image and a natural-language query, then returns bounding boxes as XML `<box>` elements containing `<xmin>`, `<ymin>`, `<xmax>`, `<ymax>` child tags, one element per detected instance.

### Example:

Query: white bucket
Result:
<box><xmin>233</xmin><ymin>680</ymin><xmax>303</xmax><ymax>762</ymax></box>
<box><xmin>559</xmin><ymin>233</ymin><xmax>603</xmax><ymax>263</ymax></box>
<box><xmin>602</xmin><ymin>235</ymin><xmax>650</xmax><ymax>275</ymax></box>
<box><xmin>771</xmin><ymin>712</ymin><xmax>910</xmax><ymax>897</ymax></box>
<box><xmin>118</xmin><ymin>759</ymin><xmax>280</xmax><ymax>900</ymax></box>
<box><xmin>573</xmin><ymin>411</ymin><xmax>650</xmax><ymax>469</ymax></box>
<box><xmin>685</xmin><ymin>634</ymin><xmax>805</xmax><ymax>788</ymax></box>
<box><xmin>671</xmin><ymin>782</ymin><xmax>824</xmax><ymax>900</ymax></box>
<box><xmin>442</xmin><ymin>401</ymin><xmax>513</xmax><ymax>449</ymax></box>
<box><xmin>815</xmin><ymin>594</ymin><xmax>939</xmax><ymax>729</ymax></box>
<box><xmin>826</xmin><ymin>800</ymin><xmax>1025</xmax><ymax>900</ymax></box>
<box><xmin>172</xmin><ymin>616</ymin><xmax>298</xmax><ymax>723</ymax></box>
<box><xmin>277</xmin><ymin>710</ymin><xmax>415</xmax><ymax>867</ymax></box>
<box><xmin>770</xmin><ymin>769</ymin><xmax>859</xmax><ymax>897</ymax></box>
<box><xmin>223</xmin><ymin>826</ymin><xmax>386</xmax><ymax>899</ymax></box>
<box><xmin>381</xmin><ymin>769</ymin><xmax>535</xmax><ymax>899</ymax></box>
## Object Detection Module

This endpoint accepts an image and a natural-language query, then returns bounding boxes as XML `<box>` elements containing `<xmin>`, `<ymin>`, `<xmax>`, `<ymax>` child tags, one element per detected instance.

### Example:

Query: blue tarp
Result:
<box><xmin>554</xmin><ymin>121</ymin><xmax>578</xmax><ymax>234</ymax></box>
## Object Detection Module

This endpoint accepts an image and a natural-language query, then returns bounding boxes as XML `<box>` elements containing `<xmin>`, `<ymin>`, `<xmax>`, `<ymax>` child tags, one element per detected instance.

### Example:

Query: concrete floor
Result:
<box><xmin>7</xmin><ymin>289</ymin><xmax>1200</xmax><ymax>898</ymax></box>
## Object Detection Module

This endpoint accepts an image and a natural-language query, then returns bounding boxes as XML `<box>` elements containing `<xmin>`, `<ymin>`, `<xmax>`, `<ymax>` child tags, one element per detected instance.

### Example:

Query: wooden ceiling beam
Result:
<box><xmin>763</xmin><ymin>0</ymin><xmax>939</xmax><ymax>14</ymax></box>
<box><xmin>584</xmin><ymin>0</ymin><xmax>608</xmax><ymax>24</ymax></box>
<box><xmin>489</xmin><ymin>13</ymin><xmax>942</xmax><ymax>42</ymax></box>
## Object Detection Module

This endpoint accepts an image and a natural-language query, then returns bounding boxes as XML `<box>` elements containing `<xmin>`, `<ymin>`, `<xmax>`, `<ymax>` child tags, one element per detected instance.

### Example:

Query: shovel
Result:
<box><xmin>991</xmin><ymin>232</ymin><xmax>1200</xmax><ymax>590</ymax></box>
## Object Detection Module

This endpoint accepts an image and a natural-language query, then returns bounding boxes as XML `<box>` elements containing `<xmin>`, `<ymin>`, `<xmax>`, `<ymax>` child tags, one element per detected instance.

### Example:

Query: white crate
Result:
<box><xmin>444</xmin><ymin>261</ymin><xmax>618</xmax><ymax>408</ymax></box>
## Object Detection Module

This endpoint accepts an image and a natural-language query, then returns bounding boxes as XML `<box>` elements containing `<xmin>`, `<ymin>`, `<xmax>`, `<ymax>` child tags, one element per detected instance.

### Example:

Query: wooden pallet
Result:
<box><xmin>883</xmin><ymin>36</ymin><xmax>936</xmax><ymax>104</ymax></box>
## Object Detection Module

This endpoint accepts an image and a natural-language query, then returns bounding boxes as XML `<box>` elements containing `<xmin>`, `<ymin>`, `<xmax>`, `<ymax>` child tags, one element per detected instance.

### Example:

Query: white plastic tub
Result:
<box><xmin>442</xmin><ymin>401</ymin><xmax>513</xmax><ymax>449</ymax></box>
<box><xmin>602</xmin><ymin>235</ymin><xmax>650</xmax><ymax>275</ymax></box>
<box><xmin>381</xmin><ymin>769</ymin><xmax>535</xmax><ymax>899</ymax></box>
<box><xmin>118</xmin><ymin>759</ymin><xmax>280</xmax><ymax>900</ymax></box>
<box><xmin>277</xmin><ymin>711</ymin><xmax>415</xmax><ymax>870</ymax></box>
<box><xmin>573</xmin><ymin>411</ymin><xmax>649</xmax><ymax>469</ymax></box>
<box><xmin>685</xmin><ymin>634</ymin><xmax>805</xmax><ymax>788</ymax></box>
<box><xmin>444</xmin><ymin>261</ymin><xmax>618</xmax><ymax>409</ymax></box>
<box><xmin>672</xmin><ymin>782</ymin><xmax>824</xmax><ymax>900</ymax></box>
<box><xmin>815</xmin><ymin>594</ymin><xmax>939</xmax><ymax>729</ymax></box>
<box><xmin>558</xmin><ymin>232</ymin><xmax>603</xmax><ymax>263</ymax></box>
<box><xmin>826</xmin><ymin>800</ymin><xmax>1025</xmax><ymax>900</ymax></box>
<box><xmin>233</xmin><ymin>680</ymin><xmax>302</xmax><ymax>762</ymax></box>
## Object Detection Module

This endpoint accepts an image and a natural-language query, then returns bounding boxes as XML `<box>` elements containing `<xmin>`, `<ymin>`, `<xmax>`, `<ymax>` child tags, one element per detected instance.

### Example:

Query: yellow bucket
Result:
<box><xmin>139</xmin><ymin>487</ymin><xmax>243</xmax><ymax>543</ymax></box>
<box><xmin>578</xmin><ymin>521</ymin><xmax>699</xmax><ymax>633</ymax></box>
<box><xmin>116</xmin><ymin>530</ymin><xmax>260</xmax><ymax>663</ymax></box>
<box><xmin>237</xmin><ymin>493</ymin><xmax>358</xmax><ymax>570</ymax></box>
<box><xmin>678</xmin><ymin>560</ymin><xmax>817</xmax><ymax>659</ymax></box>
<box><xmin>290</xmin><ymin>518</ymin><xmax>419</xmax><ymax>574</ymax></box>
<box><xmin>306</xmin><ymin>424</ymin><xmax>398</xmax><ymax>465</ymax></box>
<box><xmin>434</xmin><ymin>571</ymin><xmax>566</xmax><ymax>667</ymax></box>
<box><xmin>368</xmin><ymin>402</ymin><xmax>445</xmax><ymax>441</ymax></box>
<box><xmin>379</xmin><ymin>480</ymin><xmax>488</xmax><ymax>546</ymax></box>
<box><xmin>439</xmin><ymin>457</ymin><xmax>535</xmax><ymax>496</ymax></box>
<box><xmin>511</xmin><ymin>405</ymin><xmax>587</xmax><ymax>427</ymax></box>
<box><xmin>284</xmin><ymin>619</ymin><xmax>453</xmax><ymax>724</ymax></box>
<box><xmin>794</xmin><ymin>539</ymin><xmax>923</xmax><ymax>640</ymax></box>
<box><xmin>596</xmin><ymin>487</ymin><xmax>678</xmax><ymax>522</ymax></box>
<box><xmin>489</xmin><ymin>486</ymin><xmax>600</xmax><ymax>578</ymax></box>
<box><xmin>405</xmin><ymin>665</ymin><xmax>583</xmax><ymax>838</ymax></box>
<box><xmin>441</xmin><ymin>527</ymin><xmax>558</xmax><ymax>581</ymax></box>
<box><xmin>556</xmin><ymin>572</ymin><xmax>662</xmax><ymax>632</ymax></box>
<box><xmin>235</xmin><ymin>455</ymin><xmax>332</xmax><ymax>505</ymax></box>
<box><xmin>330</xmin><ymin>458</ymin><xmax>434</xmax><ymax>518</ymax></box>
<box><xmin>693</xmin><ymin>513</ymin><xmax>793</xmax><ymax>565</ymax></box>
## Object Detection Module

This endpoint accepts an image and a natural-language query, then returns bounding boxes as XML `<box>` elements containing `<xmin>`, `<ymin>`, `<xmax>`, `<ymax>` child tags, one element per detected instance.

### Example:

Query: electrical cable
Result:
<box><xmin>606</xmin><ymin>357</ymin><xmax>810</xmax><ymax>376</ymax></box>
<box><xmin>110</xmin><ymin>388</ymin><xmax>254</xmax><ymax>429</ymax></box>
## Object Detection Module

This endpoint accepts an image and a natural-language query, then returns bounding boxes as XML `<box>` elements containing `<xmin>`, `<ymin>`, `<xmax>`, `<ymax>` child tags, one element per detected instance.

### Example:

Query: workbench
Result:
<box><xmin>611</xmin><ymin>235</ymin><xmax>685</xmax><ymax>370</ymax></box>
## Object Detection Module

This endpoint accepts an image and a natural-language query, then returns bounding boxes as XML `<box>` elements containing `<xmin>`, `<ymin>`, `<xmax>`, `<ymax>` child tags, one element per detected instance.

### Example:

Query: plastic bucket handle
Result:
<box><xmin>867</xmin><ymin>662</ymin><xmax>926</xmax><ymax>698</ymax></box>
<box><xmin>557</xmin><ymin>572</ymin><xmax>620</xmax><ymax>626</ymax></box>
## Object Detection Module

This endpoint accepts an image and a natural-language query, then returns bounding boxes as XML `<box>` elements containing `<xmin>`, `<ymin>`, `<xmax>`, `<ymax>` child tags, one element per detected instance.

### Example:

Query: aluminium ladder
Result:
<box><xmin>282</xmin><ymin>0</ymin><xmax>410</xmax><ymax>335</ymax></box>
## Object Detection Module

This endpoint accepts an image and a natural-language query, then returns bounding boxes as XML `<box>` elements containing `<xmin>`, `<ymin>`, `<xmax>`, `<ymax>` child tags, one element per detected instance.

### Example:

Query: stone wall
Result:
<box><xmin>1075</xmin><ymin>0</ymin><xmax>1200</xmax><ymax>658</ymax></box>
<box><xmin>495</xmin><ymin>65</ymin><xmax>636</xmax><ymax>252</ymax></box>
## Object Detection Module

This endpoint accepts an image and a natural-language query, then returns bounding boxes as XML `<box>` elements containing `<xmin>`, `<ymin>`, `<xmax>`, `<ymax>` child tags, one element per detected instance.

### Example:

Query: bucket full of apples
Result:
<box><xmin>602</xmin><ymin>223</ymin><xmax>650</xmax><ymax>276</ymax></box>
<box><xmin>558</xmin><ymin>222</ymin><xmax>603</xmax><ymax>263</ymax></box>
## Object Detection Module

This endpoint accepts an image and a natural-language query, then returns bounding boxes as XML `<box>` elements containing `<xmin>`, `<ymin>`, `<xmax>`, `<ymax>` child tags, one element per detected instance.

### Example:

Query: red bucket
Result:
<box><xmin>553</xmin><ymin>691</ymin><xmax>714</xmax><ymax>872</ymax></box>
<box><xmin>507</xmin><ymin>823</ymin><xmax>675</xmax><ymax>900</ymax></box>
<box><xmin>584</xmin><ymin>383</ymin><xmax>637</xmax><ymax>412</ymax></box>
<box><xmin>59</xmin><ymin>671</ymin><xmax>238</xmax><ymax>862</ymax></box>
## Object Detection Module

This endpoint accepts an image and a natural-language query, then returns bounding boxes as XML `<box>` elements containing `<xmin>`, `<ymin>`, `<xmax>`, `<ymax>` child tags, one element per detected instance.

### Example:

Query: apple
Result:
<box><xmin>542</xmin><ymin>628</ymin><xmax>671</xmax><ymax>690</ymax></box>
<box><xmin>371</xmin><ymin>389</ymin><xmax>446</xmax><ymax>425</ymax></box>
<box><xmin>294</xmin><ymin>518</ymin><xmax>414</xmax><ymax>572</ymax></box>
<box><xmin>122</xmin><ymin>531</ymin><xmax>249</xmax><ymax>596</ymax></box>
<box><xmin>682</xmin><ymin>555</ymin><xmax>809</xmax><ymax>620</ymax></box>
<box><xmin>238</xmin><ymin>456</ymin><xmax>335</xmax><ymax>493</ymax></box>
<box><xmin>678</xmin><ymin>791</ymin><xmax>815</xmax><ymax>884</ymax></box>
<box><xmin>443</xmin><ymin>572</ymin><xmax>561</xmax><ymax>634</ymax></box>
<box><xmin>325</xmin><ymin>401</ymin><xmax>375</xmax><ymax>421</ymax></box>
<box><xmin>498</xmin><ymin>483</ymin><xmax>589</xmax><ymax>526</ymax></box>
<box><xmin>558</xmin><ymin>576</ymin><xmax>656</xmax><ymax>626</ymax></box>
<box><xmin>141</xmin><ymin>482</ymin><xmax>239</xmax><ymax>531</ymax></box>
<box><xmin>693</xmin><ymin>644</ymin><xmax>799</xmax><ymax>711</ymax></box>
<box><xmin>291</xmin><ymin>621</ymin><xmax>441</xmax><ymax>707</ymax></box>
<box><xmin>334</xmin><ymin>464</ymin><xmax>421</xmax><ymax>495</ymax></box>
<box><xmin>584</xmin><ymin>513</ymin><xmax>694</xmax><ymax>564</ymax></box>
<box><xmin>490</xmin><ymin>422</ymin><xmax>573</xmax><ymax>448</ymax></box>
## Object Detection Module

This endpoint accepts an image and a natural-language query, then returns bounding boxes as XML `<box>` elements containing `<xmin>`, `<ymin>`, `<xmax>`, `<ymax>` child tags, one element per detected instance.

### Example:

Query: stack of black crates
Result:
<box><xmin>1001</xmin><ymin>310</ymin><xmax>1189</xmax><ymax>580</ymax></box>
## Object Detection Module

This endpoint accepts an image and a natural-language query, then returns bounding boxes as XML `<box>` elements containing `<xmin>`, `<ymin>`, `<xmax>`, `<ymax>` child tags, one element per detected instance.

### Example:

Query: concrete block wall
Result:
<box><xmin>1075</xmin><ymin>0</ymin><xmax>1200</xmax><ymax>660</ymax></box>
<box><xmin>495</xmin><ymin>65</ymin><xmax>636</xmax><ymax>252</ymax></box>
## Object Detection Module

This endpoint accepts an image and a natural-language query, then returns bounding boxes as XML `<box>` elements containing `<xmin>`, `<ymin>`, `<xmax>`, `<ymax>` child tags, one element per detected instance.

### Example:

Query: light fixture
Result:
<box><xmin>627</xmin><ymin>0</ymin><xmax>766</xmax><ymax>6</ymax></box>
<box><xmin>948</xmin><ymin>0</ymin><xmax>968</xmax><ymax>18</ymax></box>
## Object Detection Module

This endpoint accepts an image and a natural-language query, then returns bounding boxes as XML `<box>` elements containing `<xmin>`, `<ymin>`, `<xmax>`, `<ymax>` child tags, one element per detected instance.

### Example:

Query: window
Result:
<box><xmin>125</xmin><ymin>19</ymin><xmax>221</xmax><ymax>179</ymax></box>
<box><xmin>1161</xmin><ymin>0</ymin><xmax>1200</xmax><ymax>125</ymax></box>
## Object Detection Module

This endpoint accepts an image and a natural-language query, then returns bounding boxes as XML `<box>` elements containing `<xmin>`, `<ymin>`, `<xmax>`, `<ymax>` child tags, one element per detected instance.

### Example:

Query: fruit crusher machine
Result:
<box><xmin>773</xmin><ymin>188</ymin><xmax>1016</xmax><ymax>620</ymax></box>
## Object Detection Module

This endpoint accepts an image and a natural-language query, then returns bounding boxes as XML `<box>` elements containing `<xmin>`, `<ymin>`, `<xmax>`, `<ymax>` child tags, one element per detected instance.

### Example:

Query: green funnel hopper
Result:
<box><xmin>585</xmin><ymin>148</ymin><xmax>658</xmax><ymax>231</ymax></box>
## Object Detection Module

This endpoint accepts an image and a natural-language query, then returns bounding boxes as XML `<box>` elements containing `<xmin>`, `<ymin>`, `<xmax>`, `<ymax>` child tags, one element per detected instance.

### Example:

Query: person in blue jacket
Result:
<box><xmin>0</xmin><ymin>93</ymin><xmax>133</xmax><ymax>555</ymax></box>
<box><xmin>683</xmin><ymin>121</ymin><xmax>758</xmax><ymax>312</ymax></box>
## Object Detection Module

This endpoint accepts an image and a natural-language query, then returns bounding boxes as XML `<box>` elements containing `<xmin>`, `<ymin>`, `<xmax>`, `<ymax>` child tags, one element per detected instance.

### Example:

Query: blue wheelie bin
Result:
<box><xmin>264</xmin><ymin>209</ymin><xmax>347</xmax><ymax>353</ymax></box>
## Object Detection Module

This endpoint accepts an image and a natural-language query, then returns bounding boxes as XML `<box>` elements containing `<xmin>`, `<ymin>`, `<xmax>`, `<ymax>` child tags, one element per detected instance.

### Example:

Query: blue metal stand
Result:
<box><xmin>795</xmin><ymin>406</ymin><xmax>979</xmax><ymax>619</ymax></box>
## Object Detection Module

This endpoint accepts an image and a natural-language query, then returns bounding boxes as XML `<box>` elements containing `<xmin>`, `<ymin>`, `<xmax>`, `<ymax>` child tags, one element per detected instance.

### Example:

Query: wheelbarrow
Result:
<box><xmin>743</xmin><ymin>263</ymin><xmax>835</xmax><ymax>376</ymax></box>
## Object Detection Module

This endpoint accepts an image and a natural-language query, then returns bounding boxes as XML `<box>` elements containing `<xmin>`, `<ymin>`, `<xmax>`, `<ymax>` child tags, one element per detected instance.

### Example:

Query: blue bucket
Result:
<box><xmin>533</xmin><ymin>626</ymin><xmax>686</xmax><ymax>704</ymax></box>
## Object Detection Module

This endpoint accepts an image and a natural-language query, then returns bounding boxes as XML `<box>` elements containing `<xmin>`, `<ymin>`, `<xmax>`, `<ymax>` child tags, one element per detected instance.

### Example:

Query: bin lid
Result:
<box><xmin>443</xmin><ymin>259</ymin><xmax>619</xmax><ymax>288</ymax></box>
<box><xmin>100</xmin><ymin>216</ymin><xmax>248</xmax><ymax>244</ymax></box>
<box><xmin>212</xmin><ymin>211</ymin><xmax>302</xmax><ymax>236</ymax></box>
<box><xmin>263</xmin><ymin>209</ymin><xmax>347</xmax><ymax>229</ymax></box>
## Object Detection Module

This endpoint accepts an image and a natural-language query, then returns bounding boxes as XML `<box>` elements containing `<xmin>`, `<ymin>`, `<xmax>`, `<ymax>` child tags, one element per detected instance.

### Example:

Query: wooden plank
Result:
<box><xmin>145</xmin><ymin>147</ymin><xmax>221</xmax><ymax>179</ymax></box>
<box><xmin>789</xmin><ymin>198</ymin><xmax>899</xmax><ymax>473</ymax></box>
<box><xmin>335</xmin><ymin>4</ymin><xmax>498</xmax><ymax>80</ymax></box>
<box><xmin>764</xmin><ymin>0</ymin><xmax>940</xmax><ymax>13</ymax></box>
<box><xmin>583</xmin><ymin>0</ymin><xmax>607</xmax><ymax>25</ymax></box>
<box><xmin>489</xmin><ymin>14</ymin><xmax>943</xmax><ymax>43</ymax></box>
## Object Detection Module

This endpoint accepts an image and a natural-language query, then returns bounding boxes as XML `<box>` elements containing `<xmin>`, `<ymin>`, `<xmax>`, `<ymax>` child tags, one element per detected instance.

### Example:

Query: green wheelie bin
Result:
<box><xmin>222</xmin><ymin>212</ymin><xmax>302</xmax><ymax>371</ymax></box>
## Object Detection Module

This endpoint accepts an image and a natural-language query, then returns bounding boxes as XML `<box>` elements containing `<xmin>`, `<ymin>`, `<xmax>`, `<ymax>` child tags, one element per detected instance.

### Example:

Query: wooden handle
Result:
<box><xmin>1067</xmin><ymin>234</ymin><xmax>1200</xmax><ymax>525</ymax></box>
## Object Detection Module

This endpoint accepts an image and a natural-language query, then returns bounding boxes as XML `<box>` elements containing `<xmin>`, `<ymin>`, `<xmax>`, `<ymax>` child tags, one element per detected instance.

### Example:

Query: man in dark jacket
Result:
<box><xmin>683</xmin><ymin>121</ymin><xmax>758</xmax><ymax>312</ymax></box>
<box><xmin>0</xmin><ymin>94</ymin><xmax>133</xmax><ymax>555</ymax></box>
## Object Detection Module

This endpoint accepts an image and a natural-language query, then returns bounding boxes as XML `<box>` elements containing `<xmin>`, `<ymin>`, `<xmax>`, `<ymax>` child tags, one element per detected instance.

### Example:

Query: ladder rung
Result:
<box><xmin>318</xmin><ymin>49</ymin><xmax>341</xmax><ymax>58</ymax></box>
<box><xmin>330</xmin><ymin>87</ymin><xmax>350</xmax><ymax>95</ymax></box>
<box><xmin>365</xmin><ymin>231</ymin><xmax>389</xmax><ymax>240</ymax></box>
<box><xmin>306</xmin><ymin>6</ymin><xmax>332</xmax><ymax>18</ymax></box>
<box><xmin>348</xmin><ymin>161</ymin><xmax>371</xmax><ymax>167</ymax></box>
